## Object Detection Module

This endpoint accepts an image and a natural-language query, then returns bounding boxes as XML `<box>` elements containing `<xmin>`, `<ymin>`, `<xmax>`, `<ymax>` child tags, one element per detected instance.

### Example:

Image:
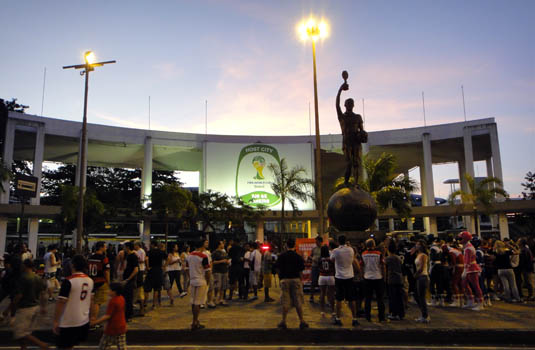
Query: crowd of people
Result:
<box><xmin>0</xmin><ymin>230</ymin><xmax>534</xmax><ymax>349</ymax></box>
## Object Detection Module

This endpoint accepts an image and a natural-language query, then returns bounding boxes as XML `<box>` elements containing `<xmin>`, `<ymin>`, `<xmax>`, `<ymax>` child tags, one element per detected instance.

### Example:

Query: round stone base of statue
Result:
<box><xmin>327</xmin><ymin>187</ymin><xmax>378</xmax><ymax>232</ymax></box>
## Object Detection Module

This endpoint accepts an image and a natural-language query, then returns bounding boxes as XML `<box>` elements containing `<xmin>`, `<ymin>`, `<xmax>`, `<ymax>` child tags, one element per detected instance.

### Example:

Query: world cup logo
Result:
<box><xmin>252</xmin><ymin>155</ymin><xmax>266</xmax><ymax>180</ymax></box>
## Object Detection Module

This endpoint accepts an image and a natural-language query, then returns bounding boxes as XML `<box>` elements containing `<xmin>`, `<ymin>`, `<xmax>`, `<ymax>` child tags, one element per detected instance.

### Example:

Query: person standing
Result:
<box><xmin>90</xmin><ymin>283</ymin><xmax>127</xmax><ymax>350</ymax></box>
<box><xmin>309</xmin><ymin>236</ymin><xmax>323</xmax><ymax>303</ymax></box>
<box><xmin>212</xmin><ymin>241</ymin><xmax>230</xmax><ymax>306</ymax></box>
<box><xmin>202</xmin><ymin>240</ymin><xmax>216</xmax><ymax>308</ymax></box>
<box><xmin>414</xmin><ymin>240</ymin><xmax>430</xmax><ymax>323</ymax></box>
<box><xmin>10</xmin><ymin>259</ymin><xmax>49</xmax><ymax>350</ymax></box>
<box><xmin>144</xmin><ymin>241</ymin><xmax>168</xmax><ymax>308</ymax></box>
<box><xmin>122</xmin><ymin>243</ymin><xmax>139</xmax><ymax>322</ymax></box>
<box><xmin>228</xmin><ymin>240</ymin><xmax>245</xmax><ymax>301</ymax></box>
<box><xmin>493</xmin><ymin>240</ymin><xmax>521</xmax><ymax>302</ymax></box>
<box><xmin>186</xmin><ymin>241</ymin><xmax>211</xmax><ymax>330</ymax></box>
<box><xmin>519</xmin><ymin>238</ymin><xmax>535</xmax><ymax>301</ymax></box>
<box><xmin>242</xmin><ymin>243</ymin><xmax>252</xmax><ymax>300</ymax></box>
<box><xmin>88</xmin><ymin>241</ymin><xmax>111</xmax><ymax>323</ymax></box>
<box><xmin>318</xmin><ymin>245</ymin><xmax>335</xmax><ymax>319</ymax></box>
<box><xmin>459</xmin><ymin>231</ymin><xmax>484</xmax><ymax>311</ymax></box>
<box><xmin>249</xmin><ymin>242</ymin><xmax>262</xmax><ymax>301</ymax></box>
<box><xmin>180</xmin><ymin>245</ymin><xmax>190</xmax><ymax>294</ymax></box>
<box><xmin>44</xmin><ymin>245</ymin><xmax>61</xmax><ymax>302</ymax></box>
<box><xmin>53</xmin><ymin>255</ymin><xmax>94</xmax><ymax>350</ymax></box>
<box><xmin>276</xmin><ymin>238</ymin><xmax>308</xmax><ymax>330</ymax></box>
<box><xmin>133</xmin><ymin>242</ymin><xmax>147</xmax><ymax>315</ymax></box>
<box><xmin>167</xmin><ymin>243</ymin><xmax>185</xmax><ymax>300</ymax></box>
<box><xmin>361</xmin><ymin>238</ymin><xmax>386</xmax><ymax>323</ymax></box>
<box><xmin>262</xmin><ymin>244</ymin><xmax>275</xmax><ymax>302</ymax></box>
<box><xmin>331</xmin><ymin>235</ymin><xmax>360</xmax><ymax>326</ymax></box>
<box><xmin>385</xmin><ymin>241</ymin><xmax>405</xmax><ymax>321</ymax></box>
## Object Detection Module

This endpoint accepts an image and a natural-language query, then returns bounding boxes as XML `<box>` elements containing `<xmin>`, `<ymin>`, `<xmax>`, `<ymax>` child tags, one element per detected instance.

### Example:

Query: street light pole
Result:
<box><xmin>311</xmin><ymin>39</ymin><xmax>324</xmax><ymax>239</ymax></box>
<box><xmin>64</xmin><ymin>52</ymin><xmax>115</xmax><ymax>253</ymax></box>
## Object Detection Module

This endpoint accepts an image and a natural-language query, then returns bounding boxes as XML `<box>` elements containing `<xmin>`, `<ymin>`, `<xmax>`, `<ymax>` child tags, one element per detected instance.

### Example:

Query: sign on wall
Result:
<box><xmin>205</xmin><ymin>142</ymin><xmax>315</xmax><ymax>211</ymax></box>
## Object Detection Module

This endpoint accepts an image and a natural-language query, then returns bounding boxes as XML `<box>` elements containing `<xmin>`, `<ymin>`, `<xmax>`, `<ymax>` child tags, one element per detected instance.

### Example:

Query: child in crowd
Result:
<box><xmin>91</xmin><ymin>282</ymin><xmax>127</xmax><ymax>350</ymax></box>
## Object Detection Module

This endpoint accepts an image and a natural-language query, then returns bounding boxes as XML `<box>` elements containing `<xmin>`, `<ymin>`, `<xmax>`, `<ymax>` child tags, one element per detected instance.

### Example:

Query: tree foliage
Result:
<box><xmin>335</xmin><ymin>153</ymin><xmax>417</xmax><ymax>219</ymax></box>
<box><xmin>521</xmin><ymin>171</ymin><xmax>535</xmax><ymax>200</ymax></box>
<box><xmin>268</xmin><ymin>158</ymin><xmax>314</xmax><ymax>234</ymax></box>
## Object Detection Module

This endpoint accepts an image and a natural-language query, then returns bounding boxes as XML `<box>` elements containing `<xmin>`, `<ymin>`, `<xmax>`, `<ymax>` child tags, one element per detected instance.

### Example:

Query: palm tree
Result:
<box><xmin>448</xmin><ymin>173</ymin><xmax>508</xmax><ymax>236</ymax></box>
<box><xmin>268</xmin><ymin>158</ymin><xmax>314</xmax><ymax>239</ymax></box>
<box><xmin>334</xmin><ymin>153</ymin><xmax>417</xmax><ymax>229</ymax></box>
<box><xmin>151</xmin><ymin>183</ymin><xmax>196</xmax><ymax>248</ymax></box>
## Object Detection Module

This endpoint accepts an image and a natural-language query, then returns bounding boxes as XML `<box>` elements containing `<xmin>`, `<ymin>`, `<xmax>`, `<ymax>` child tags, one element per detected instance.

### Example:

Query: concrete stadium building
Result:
<box><xmin>1</xmin><ymin>111</ymin><xmax>530</xmax><ymax>255</ymax></box>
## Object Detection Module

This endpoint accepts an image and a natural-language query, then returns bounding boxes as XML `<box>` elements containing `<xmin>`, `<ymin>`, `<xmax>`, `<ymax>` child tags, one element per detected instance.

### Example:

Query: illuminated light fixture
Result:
<box><xmin>297</xmin><ymin>17</ymin><xmax>329</xmax><ymax>41</ymax></box>
<box><xmin>84</xmin><ymin>51</ymin><xmax>96</xmax><ymax>65</ymax></box>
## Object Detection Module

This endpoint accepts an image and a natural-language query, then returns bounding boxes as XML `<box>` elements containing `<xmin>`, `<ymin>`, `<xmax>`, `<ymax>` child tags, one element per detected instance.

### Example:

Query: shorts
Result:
<box><xmin>280</xmin><ymin>278</ymin><xmax>304</xmax><ymax>309</ymax></box>
<box><xmin>250</xmin><ymin>270</ymin><xmax>260</xmax><ymax>286</ymax></box>
<box><xmin>319</xmin><ymin>275</ymin><xmax>335</xmax><ymax>286</ymax></box>
<box><xmin>189</xmin><ymin>284</ymin><xmax>208</xmax><ymax>305</ymax></box>
<box><xmin>57</xmin><ymin>323</ymin><xmax>89</xmax><ymax>349</ymax></box>
<box><xmin>12</xmin><ymin>305</ymin><xmax>39</xmax><ymax>339</ymax></box>
<box><xmin>94</xmin><ymin>283</ymin><xmax>109</xmax><ymax>305</ymax></box>
<box><xmin>207</xmin><ymin>272</ymin><xmax>214</xmax><ymax>291</ymax></box>
<box><xmin>213</xmin><ymin>272</ymin><xmax>228</xmax><ymax>291</ymax></box>
<box><xmin>335</xmin><ymin>277</ymin><xmax>356</xmax><ymax>301</ymax></box>
<box><xmin>144</xmin><ymin>269</ymin><xmax>163</xmax><ymax>292</ymax></box>
<box><xmin>263</xmin><ymin>273</ymin><xmax>272</xmax><ymax>289</ymax></box>
<box><xmin>99</xmin><ymin>333</ymin><xmax>126</xmax><ymax>350</ymax></box>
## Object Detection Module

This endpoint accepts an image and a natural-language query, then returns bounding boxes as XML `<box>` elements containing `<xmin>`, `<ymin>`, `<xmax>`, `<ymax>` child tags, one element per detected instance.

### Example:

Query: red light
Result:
<box><xmin>261</xmin><ymin>245</ymin><xmax>270</xmax><ymax>250</ymax></box>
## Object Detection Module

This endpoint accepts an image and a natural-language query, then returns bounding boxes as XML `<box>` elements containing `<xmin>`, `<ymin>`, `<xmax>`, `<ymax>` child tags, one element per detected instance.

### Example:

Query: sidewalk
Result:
<box><xmin>1</xmin><ymin>284</ymin><xmax>535</xmax><ymax>346</ymax></box>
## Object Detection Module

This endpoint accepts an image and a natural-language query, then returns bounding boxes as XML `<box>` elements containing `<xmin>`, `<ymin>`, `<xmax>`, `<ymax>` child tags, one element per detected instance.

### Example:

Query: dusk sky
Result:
<box><xmin>1</xmin><ymin>1</ymin><xmax>533</xmax><ymax>197</ymax></box>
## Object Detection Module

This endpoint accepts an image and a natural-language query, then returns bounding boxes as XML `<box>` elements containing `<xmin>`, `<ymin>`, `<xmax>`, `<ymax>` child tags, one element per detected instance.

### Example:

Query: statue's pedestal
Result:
<box><xmin>327</xmin><ymin>186</ymin><xmax>377</xmax><ymax>233</ymax></box>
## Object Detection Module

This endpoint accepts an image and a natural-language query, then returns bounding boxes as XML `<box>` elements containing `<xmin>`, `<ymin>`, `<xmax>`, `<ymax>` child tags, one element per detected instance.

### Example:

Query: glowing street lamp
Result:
<box><xmin>297</xmin><ymin>16</ymin><xmax>329</xmax><ymax>238</ymax></box>
<box><xmin>63</xmin><ymin>52</ymin><xmax>116</xmax><ymax>253</ymax></box>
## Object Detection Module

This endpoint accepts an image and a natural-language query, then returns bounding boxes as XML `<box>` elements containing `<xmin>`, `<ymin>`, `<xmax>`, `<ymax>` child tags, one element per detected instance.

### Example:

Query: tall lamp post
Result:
<box><xmin>298</xmin><ymin>17</ymin><xmax>329</xmax><ymax>238</ymax></box>
<box><xmin>63</xmin><ymin>51</ymin><xmax>115</xmax><ymax>253</ymax></box>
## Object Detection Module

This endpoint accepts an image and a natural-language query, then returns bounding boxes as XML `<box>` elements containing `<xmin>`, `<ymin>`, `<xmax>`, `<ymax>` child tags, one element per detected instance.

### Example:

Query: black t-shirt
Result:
<box><xmin>277</xmin><ymin>250</ymin><xmax>305</xmax><ymax>279</ymax></box>
<box><xmin>123</xmin><ymin>252</ymin><xmax>139</xmax><ymax>281</ymax></box>
<box><xmin>212</xmin><ymin>249</ymin><xmax>229</xmax><ymax>274</ymax></box>
<box><xmin>148</xmin><ymin>249</ymin><xmax>167</xmax><ymax>270</ymax></box>
<box><xmin>494</xmin><ymin>250</ymin><xmax>513</xmax><ymax>270</ymax></box>
<box><xmin>228</xmin><ymin>245</ymin><xmax>244</xmax><ymax>267</ymax></box>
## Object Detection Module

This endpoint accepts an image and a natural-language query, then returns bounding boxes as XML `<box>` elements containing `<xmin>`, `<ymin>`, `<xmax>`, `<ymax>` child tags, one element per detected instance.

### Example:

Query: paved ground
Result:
<box><xmin>1</xmin><ymin>284</ymin><xmax>535</xmax><ymax>346</ymax></box>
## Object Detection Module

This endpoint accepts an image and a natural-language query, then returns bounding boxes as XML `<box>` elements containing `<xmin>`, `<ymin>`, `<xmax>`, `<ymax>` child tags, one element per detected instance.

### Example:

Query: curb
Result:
<box><xmin>1</xmin><ymin>328</ymin><xmax>535</xmax><ymax>346</ymax></box>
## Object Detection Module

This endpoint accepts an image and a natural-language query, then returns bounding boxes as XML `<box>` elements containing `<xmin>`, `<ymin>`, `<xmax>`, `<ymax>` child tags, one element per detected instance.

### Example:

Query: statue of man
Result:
<box><xmin>336</xmin><ymin>71</ymin><xmax>367</xmax><ymax>186</ymax></box>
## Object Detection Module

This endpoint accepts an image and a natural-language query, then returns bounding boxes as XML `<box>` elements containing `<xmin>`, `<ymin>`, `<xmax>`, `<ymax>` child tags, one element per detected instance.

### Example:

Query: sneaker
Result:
<box><xmin>388</xmin><ymin>314</ymin><xmax>401</xmax><ymax>321</ymax></box>
<box><xmin>180</xmin><ymin>292</ymin><xmax>187</xmax><ymax>297</ymax></box>
<box><xmin>277</xmin><ymin>321</ymin><xmax>287</xmax><ymax>330</ymax></box>
<box><xmin>299</xmin><ymin>321</ymin><xmax>309</xmax><ymax>330</ymax></box>
<box><xmin>352</xmin><ymin>319</ymin><xmax>360</xmax><ymax>326</ymax></box>
<box><xmin>249</xmin><ymin>296</ymin><xmax>258</xmax><ymax>301</ymax></box>
<box><xmin>200</xmin><ymin>304</ymin><xmax>206</xmax><ymax>309</ymax></box>
<box><xmin>471</xmin><ymin>303</ymin><xmax>484</xmax><ymax>311</ymax></box>
<box><xmin>48</xmin><ymin>297</ymin><xmax>55</xmax><ymax>302</ymax></box>
<box><xmin>333</xmin><ymin>317</ymin><xmax>342</xmax><ymax>326</ymax></box>
<box><xmin>191</xmin><ymin>323</ymin><xmax>205</xmax><ymax>330</ymax></box>
<box><xmin>415</xmin><ymin>316</ymin><xmax>430</xmax><ymax>323</ymax></box>
<box><xmin>463</xmin><ymin>300</ymin><xmax>474</xmax><ymax>309</ymax></box>
<box><xmin>207</xmin><ymin>303</ymin><xmax>216</xmax><ymax>308</ymax></box>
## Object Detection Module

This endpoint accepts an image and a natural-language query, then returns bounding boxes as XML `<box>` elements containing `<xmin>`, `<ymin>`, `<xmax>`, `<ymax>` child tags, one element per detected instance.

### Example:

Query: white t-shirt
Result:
<box><xmin>136</xmin><ymin>248</ymin><xmax>146</xmax><ymax>271</ymax></box>
<box><xmin>58</xmin><ymin>273</ymin><xmax>94</xmax><ymax>327</ymax></box>
<box><xmin>244</xmin><ymin>251</ymin><xmax>251</xmax><ymax>269</ymax></box>
<box><xmin>186</xmin><ymin>251</ymin><xmax>210</xmax><ymax>287</ymax></box>
<box><xmin>44</xmin><ymin>252</ymin><xmax>57</xmax><ymax>274</ymax></box>
<box><xmin>167</xmin><ymin>252</ymin><xmax>181</xmax><ymax>272</ymax></box>
<box><xmin>331</xmin><ymin>245</ymin><xmax>355</xmax><ymax>279</ymax></box>
<box><xmin>250</xmin><ymin>249</ymin><xmax>262</xmax><ymax>272</ymax></box>
<box><xmin>362</xmin><ymin>250</ymin><xmax>384</xmax><ymax>280</ymax></box>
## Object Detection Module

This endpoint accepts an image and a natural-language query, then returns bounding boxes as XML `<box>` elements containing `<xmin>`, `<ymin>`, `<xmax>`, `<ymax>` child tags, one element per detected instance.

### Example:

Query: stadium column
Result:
<box><xmin>140</xmin><ymin>136</ymin><xmax>152</xmax><ymax>246</ymax></box>
<box><xmin>28</xmin><ymin>124</ymin><xmax>45</xmax><ymax>255</ymax></box>
<box><xmin>255</xmin><ymin>219</ymin><xmax>264</xmax><ymax>243</ymax></box>
<box><xmin>405</xmin><ymin>171</ymin><xmax>414</xmax><ymax>231</ymax></box>
<box><xmin>0</xmin><ymin>118</ymin><xmax>16</xmax><ymax>256</ymax></box>
<box><xmin>462</xmin><ymin>127</ymin><xmax>477</xmax><ymax>235</ymax></box>
<box><xmin>420</xmin><ymin>133</ymin><xmax>437</xmax><ymax>235</ymax></box>
<box><xmin>489</xmin><ymin>124</ymin><xmax>509</xmax><ymax>239</ymax></box>
<box><xmin>486</xmin><ymin>157</ymin><xmax>498</xmax><ymax>230</ymax></box>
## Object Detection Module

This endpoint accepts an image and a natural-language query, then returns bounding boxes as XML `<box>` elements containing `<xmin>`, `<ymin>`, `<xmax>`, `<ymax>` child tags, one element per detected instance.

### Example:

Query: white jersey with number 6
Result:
<box><xmin>58</xmin><ymin>272</ymin><xmax>94</xmax><ymax>327</ymax></box>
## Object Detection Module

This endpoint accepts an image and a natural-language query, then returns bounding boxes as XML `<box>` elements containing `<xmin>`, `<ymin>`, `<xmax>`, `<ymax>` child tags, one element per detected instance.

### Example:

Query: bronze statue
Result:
<box><xmin>336</xmin><ymin>70</ymin><xmax>367</xmax><ymax>186</ymax></box>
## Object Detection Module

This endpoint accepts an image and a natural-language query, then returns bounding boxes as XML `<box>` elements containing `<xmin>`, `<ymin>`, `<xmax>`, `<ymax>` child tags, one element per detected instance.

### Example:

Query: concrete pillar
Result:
<box><xmin>489</xmin><ymin>124</ymin><xmax>508</xmax><ymax>238</ymax></box>
<box><xmin>486</xmin><ymin>158</ymin><xmax>498</xmax><ymax>230</ymax></box>
<box><xmin>0</xmin><ymin>118</ymin><xmax>15</xmax><ymax>256</ymax></box>
<box><xmin>420</xmin><ymin>133</ymin><xmax>437</xmax><ymax>235</ymax></box>
<box><xmin>458</xmin><ymin>160</ymin><xmax>475</xmax><ymax>232</ymax></box>
<box><xmin>140</xmin><ymin>137</ymin><xmax>153</xmax><ymax>245</ymax></box>
<box><xmin>28</xmin><ymin>125</ymin><xmax>45</xmax><ymax>255</ymax></box>
<box><xmin>255</xmin><ymin>220</ymin><xmax>264</xmax><ymax>243</ymax></box>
